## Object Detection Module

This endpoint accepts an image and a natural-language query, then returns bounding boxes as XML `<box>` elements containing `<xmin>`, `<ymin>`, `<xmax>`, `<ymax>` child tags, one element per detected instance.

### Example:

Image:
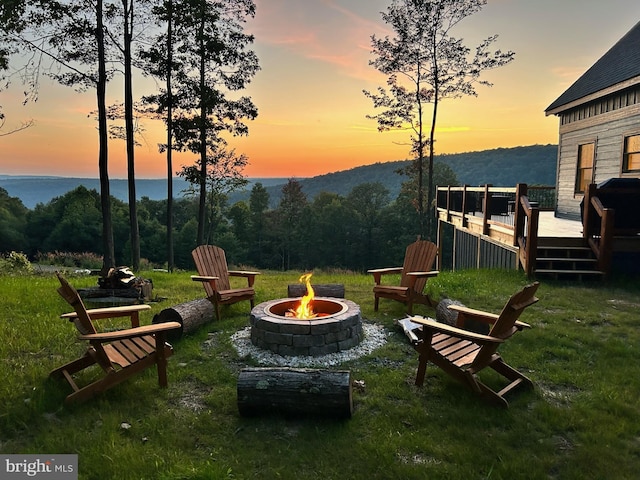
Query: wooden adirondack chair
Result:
<box><xmin>50</xmin><ymin>273</ymin><xmax>181</xmax><ymax>404</ymax></box>
<box><xmin>368</xmin><ymin>240</ymin><xmax>439</xmax><ymax>314</ymax></box>
<box><xmin>191</xmin><ymin>245</ymin><xmax>260</xmax><ymax>320</ymax></box>
<box><xmin>410</xmin><ymin>282</ymin><xmax>539</xmax><ymax>407</ymax></box>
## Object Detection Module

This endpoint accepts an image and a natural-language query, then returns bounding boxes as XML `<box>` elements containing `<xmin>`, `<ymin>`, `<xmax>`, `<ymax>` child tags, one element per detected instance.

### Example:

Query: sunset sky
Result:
<box><xmin>2</xmin><ymin>0</ymin><xmax>640</xmax><ymax>179</ymax></box>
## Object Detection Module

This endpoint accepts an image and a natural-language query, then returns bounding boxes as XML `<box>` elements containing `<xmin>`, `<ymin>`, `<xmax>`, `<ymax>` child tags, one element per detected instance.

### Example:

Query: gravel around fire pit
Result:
<box><xmin>231</xmin><ymin>322</ymin><xmax>388</xmax><ymax>367</ymax></box>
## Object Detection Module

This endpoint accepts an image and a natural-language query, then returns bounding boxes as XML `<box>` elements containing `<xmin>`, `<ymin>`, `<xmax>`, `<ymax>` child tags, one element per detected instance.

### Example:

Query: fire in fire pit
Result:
<box><xmin>284</xmin><ymin>273</ymin><xmax>338</xmax><ymax>319</ymax></box>
<box><xmin>249</xmin><ymin>274</ymin><xmax>362</xmax><ymax>357</ymax></box>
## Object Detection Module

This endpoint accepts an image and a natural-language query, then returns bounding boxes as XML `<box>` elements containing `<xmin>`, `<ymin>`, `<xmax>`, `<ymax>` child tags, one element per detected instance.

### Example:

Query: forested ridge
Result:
<box><xmin>1</xmin><ymin>144</ymin><xmax>557</xmax><ymax>209</ymax></box>
<box><xmin>255</xmin><ymin>144</ymin><xmax>557</xmax><ymax>206</ymax></box>
<box><xmin>0</xmin><ymin>144</ymin><xmax>556</xmax><ymax>272</ymax></box>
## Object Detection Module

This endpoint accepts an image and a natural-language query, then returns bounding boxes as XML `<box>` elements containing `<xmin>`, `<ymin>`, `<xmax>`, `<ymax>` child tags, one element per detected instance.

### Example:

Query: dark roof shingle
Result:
<box><xmin>546</xmin><ymin>20</ymin><xmax>640</xmax><ymax>114</ymax></box>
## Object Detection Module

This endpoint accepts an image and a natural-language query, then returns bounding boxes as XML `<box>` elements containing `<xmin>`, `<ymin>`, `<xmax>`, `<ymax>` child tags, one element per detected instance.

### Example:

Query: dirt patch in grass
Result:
<box><xmin>538</xmin><ymin>382</ymin><xmax>581</xmax><ymax>407</ymax></box>
<box><xmin>607</xmin><ymin>299</ymin><xmax>640</xmax><ymax>309</ymax></box>
<box><xmin>396</xmin><ymin>451</ymin><xmax>442</xmax><ymax>465</ymax></box>
<box><xmin>170</xmin><ymin>380</ymin><xmax>210</xmax><ymax>413</ymax></box>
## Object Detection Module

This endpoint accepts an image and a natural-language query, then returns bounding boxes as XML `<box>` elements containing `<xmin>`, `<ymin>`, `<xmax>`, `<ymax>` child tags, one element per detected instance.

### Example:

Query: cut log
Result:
<box><xmin>435</xmin><ymin>298</ymin><xmax>464</xmax><ymax>326</ymax></box>
<box><xmin>287</xmin><ymin>283</ymin><xmax>345</xmax><ymax>298</ymax></box>
<box><xmin>237</xmin><ymin>367</ymin><xmax>353</xmax><ymax>418</ymax></box>
<box><xmin>152</xmin><ymin>298</ymin><xmax>215</xmax><ymax>339</ymax></box>
<box><xmin>436</xmin><ymin>298</ymin><xmax>489</xmax><ymax>334</ymax></box>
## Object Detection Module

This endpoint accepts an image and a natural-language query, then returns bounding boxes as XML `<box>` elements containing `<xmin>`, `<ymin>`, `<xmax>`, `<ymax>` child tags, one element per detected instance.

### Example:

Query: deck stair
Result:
<box><xmin>534</xmin><ymin>237</ymin><xmax>604</xmax><ymax>280</ymax></box>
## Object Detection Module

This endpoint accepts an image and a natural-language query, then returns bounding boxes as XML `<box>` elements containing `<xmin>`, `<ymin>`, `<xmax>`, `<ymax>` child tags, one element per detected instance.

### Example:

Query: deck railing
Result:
<box><xmin>581</xmin><ymin>182</ymin><xmax>640</xmax><ymax>276</ymax></box>
<box><xmin>436</xmin><ymin>183</ymin><xmax>554</xmax><ymax>275</ymax></box>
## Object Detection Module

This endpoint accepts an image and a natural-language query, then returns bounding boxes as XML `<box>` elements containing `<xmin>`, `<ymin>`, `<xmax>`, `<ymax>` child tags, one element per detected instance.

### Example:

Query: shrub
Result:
<box><xmin>0</xmin><ymin>251</ymin><xmax>34</xmax><ymax>275</ymax></box>
<box><xmin>34</xmin><ymin>251</ymin><xmax>103</xmax><ymax>270</ymax></box>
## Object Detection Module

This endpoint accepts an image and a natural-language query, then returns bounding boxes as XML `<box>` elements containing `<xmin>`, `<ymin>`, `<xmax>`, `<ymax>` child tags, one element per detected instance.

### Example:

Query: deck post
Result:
<box><xmin>462</xmin><ymin>185</ymin><xmax>468</xmax><ymax>227</ymax></box>
<box><xmin>514</xmin><ymin>183</ymin><xmax>527</xmax><ymax>247</ymax></box>
<box><xmin>582</xmin><ymin>183</ymin><xmax>596</xmax><ymax>241</ymax></box>
<box><xmin>482</xmin><ymin>184</ymin><xmax>491</xmax><ymax>236</ymax></box>
<box><xmin>525</xmin><ymin>203</ymin><xmax>539</xmax><ymax>278</ymax></box>
<box><xmin>597</xmin><ymin>208</ymin><xmax>615</xmax><ymax>275</ymax></box>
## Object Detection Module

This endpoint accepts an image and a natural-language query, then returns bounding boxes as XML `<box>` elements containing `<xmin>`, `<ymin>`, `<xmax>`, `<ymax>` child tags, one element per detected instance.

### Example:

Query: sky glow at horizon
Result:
<box><xmin>2</xmin><ymin>0</ymin><xmax>640</xmax><ymax>179</ymax></box>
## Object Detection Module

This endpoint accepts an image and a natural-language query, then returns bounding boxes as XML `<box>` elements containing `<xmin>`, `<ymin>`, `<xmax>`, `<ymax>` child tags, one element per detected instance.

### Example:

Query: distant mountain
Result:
<box><xmin>0</xmin><ymin>176</ymin><xmax>288</xmax><ymax>209</ymax></box>
<box><xmin>1</xmin><ymin>144</ymin><xmax>557</xmax><ymax>209</ymax></box>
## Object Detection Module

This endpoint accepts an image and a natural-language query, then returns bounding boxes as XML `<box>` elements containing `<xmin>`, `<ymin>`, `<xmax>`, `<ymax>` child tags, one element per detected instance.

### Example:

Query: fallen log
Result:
<box><xmin>287</xmin><ymin>283</ymin><xmax>345</xmax><ymax>298</ymax></box>
<box><xmin>436</xmin><ymin>298</ymin><xmax>489</xmax><ymax>334</ymax></box>
<box><xmin>435</xmin><ymin>298</ymin><xmax>464</xmax><ymax>326</ymax></box>
<box><xmin>237</xmin><ymin>367</ymin><xmax>353</xmax><ymax>418</ymax></box>
<box><xmin>152</xmin><ymin>298</ymin><xmax>215</xmax><ymax>339</ymax></box>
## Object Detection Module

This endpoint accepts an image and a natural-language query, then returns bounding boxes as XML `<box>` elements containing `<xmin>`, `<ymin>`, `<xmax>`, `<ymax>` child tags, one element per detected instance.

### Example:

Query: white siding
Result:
<box><xmin>556</xmin><ymin>105</ymin><xmax>640</xmax><ymax>219</ymax></box>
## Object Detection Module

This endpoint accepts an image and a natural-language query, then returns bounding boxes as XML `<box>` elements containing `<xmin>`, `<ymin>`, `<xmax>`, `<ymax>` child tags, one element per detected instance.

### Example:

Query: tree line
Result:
<box><xmin>2</xmin><ymin>0</ymin><xmax>513</xmax><ymax>273</ymax></box>
<box><xmin>1</xmin><ymin>0</ymin><xmax>259</xmax><ymax>274</ymax></box>
<box><xmin>0</xmin><ymin>165</ymin><xmax>456</xmax><ymax>272</ymax></box>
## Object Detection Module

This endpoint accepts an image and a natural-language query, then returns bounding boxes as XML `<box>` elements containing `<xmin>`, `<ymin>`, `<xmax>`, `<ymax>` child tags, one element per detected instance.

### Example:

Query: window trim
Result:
<box><xmin>622</xmin><ymin>132</ymin><xmax>640</xmax><ymax>173</ymax></box>
<box><xmin>575</xmin><ymin>142</ymin><xmax>595</xmax><ymax>194</ymax></box>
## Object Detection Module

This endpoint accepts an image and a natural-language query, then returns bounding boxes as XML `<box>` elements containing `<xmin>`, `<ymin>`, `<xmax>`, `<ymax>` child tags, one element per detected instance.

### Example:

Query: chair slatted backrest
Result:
<box><xmin>56</xmin><ymin>272</ymin><xmax>97</xmax><ymax>336</ymax></box>
<box><xmin>488</xmin><ymin>282</ymin><xmax>539</xmax><ymax>340</ymax></box>
<box><xmin>400</xmin><ymin>240</ymin><xmax>438</xmax><ymax>292</ymax></box>
<box><xmin>192</xmin><ymin>245</ymin><xmax>231</xmax><ymax>295</ymax></box>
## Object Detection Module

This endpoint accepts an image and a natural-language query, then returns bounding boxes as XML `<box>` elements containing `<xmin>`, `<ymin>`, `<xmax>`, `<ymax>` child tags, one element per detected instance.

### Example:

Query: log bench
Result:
<box><xmin>237</xmin><ymin>367</ymin><xmax>353</xmax><ymax>418</ymax></box>
<box><xmin>152</xmin><ymin>298</ymin><xmax>215</xmax><ymax>339</ymax></box>
<box><xmin>287</xmin><ymin>283</ymin><xmax>345</xmax><ymax>298</ymax></box>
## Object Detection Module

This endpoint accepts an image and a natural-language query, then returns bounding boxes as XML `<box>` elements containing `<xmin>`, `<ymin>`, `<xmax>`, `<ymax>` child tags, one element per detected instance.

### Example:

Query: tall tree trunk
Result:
<box><xmin>427</xmin><ymin>99</ymin><xmax>436</xmax><ymax>241</ymax></box>
<box><xmin>123</xmin><ymin>0</ymin><xmax>140</xmax><ymax>270</ymax></box>
<box><xmin>416</xmin><ymin>61</ymin><xmax>425</xmax><ymax>239</ymax></box>
<box><xmin>196</xmin><ymin>11</ymin><xmax>207</xmax><ymax>246</ymax></box>
<box><xmin>427</xmin><ymin>39</ymin><xmax>440</xmax><ymax>241</ymax></box>
<box><xmin>96</xmin><ymin>0</ymin><xmax>115</xmax><ymax>273</ymax></box>
<box><xmin>166</xmin><ymin>0</ymin><xmax>175</xmax><ymax>272</ymax></box>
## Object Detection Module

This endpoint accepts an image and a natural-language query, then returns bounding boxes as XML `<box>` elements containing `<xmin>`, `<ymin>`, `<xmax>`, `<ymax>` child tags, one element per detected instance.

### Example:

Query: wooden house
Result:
<box><xmin>433</xmin><ymin>21</ymin><xmax>640</xmax><ymax>280</ymax></box>
<box><xmin>545</xmin><ymin>20</ymin><xmax>640</xmax><ymax>220</ymax></box>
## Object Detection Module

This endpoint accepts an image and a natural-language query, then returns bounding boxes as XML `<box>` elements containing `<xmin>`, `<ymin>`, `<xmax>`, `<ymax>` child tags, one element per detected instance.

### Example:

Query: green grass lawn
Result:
<box><xmin>1</xmin><ymin>269</ymin><xmax>639</xmax><ymax>479</ymax></box>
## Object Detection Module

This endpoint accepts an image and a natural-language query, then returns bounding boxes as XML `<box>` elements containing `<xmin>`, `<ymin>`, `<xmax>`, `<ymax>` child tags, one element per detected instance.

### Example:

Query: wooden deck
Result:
<box><xmin>537</xmin><ymin>212</ymin><xmax>582</xmax><ymax>237</ymax></box>
<box><xmin>437</xmin><ymin>183</ymin><xmax>640</xmax><ymax>278</ymax></box>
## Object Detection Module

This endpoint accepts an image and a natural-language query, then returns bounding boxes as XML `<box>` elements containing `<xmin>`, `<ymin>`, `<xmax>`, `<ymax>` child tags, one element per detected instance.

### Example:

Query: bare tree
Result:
<box><xmin>4</xmin><ymin>0</ymin><xmax>118</xmax><ymax>271</ymax></box>
<box><xmin>0</xmin><ymin>0</ymin><xmax>34</xmax><ymax>136</ymax></box>
<box><xmin>364</xmin><ymin>0</ymin><xmax>514</xmax><ymax>238</ymax></box>
<box><xmin>0</xmin><ymin>115</ymin><xmax>34</xmax><ymax>137</ymax></box>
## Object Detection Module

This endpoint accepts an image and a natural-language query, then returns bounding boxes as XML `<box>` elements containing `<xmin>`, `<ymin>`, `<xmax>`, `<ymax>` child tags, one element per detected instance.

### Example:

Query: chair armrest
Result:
<box><xmin>228</xmin><ymin>270</ymin><xmax>260</xmax><ymax>277</ymax></box>
<box><xmin>405</xmin><ymin>271</ymin><xmax>439</xmax><ymax>288</ymax></box>
<box><xmin>62</xmin><ymin>304</ymin><xmax>151</xmax><ymax>327</ymax></box>
<box><xmin>367</xmin><ymin>267</ymin><xmax>403</xmax><ymax>274</ymax></box>
<box><xmin>191</xmin><ymin>275</ymin><xmax>219</xmax><ymax>282</ymax></box>
<box><xmin>408</xmin><ymin>315</ymin><xmax>503</xmax><ymax>344</ymax></box>
<box><xmin>448</xmin><ymin>306</ymin><xmax>531</xmax><ymax>331</ymax></box>
<box><xmin>61</xmin><ymin>304</ymin><xmax>151</xmax><ymax>321</ymax></box>
<box><xmin>447</xmin><ymin>304</ymin><xmax>499</xmax><ymax>323</ymax></box>
<box><xmin>191</xmin><ymin>275</ymin><xmax>219</xmax><ymax>289</ymax></box>
<box><xmin>367</xmin><ymin>267</ymin><xmax>403</xmax><ymax>284</ymax></box>
<box><xmin>228</xmin><ymin>271</ymin><xmax>259</xmax><ymax>287</ymax></box>
<box><xmin>406</xmin><ymin>271</ymin><xmax>439</xmax><ymax>278</ymax></box>
<box><xmin>78</xmin><ymin>321</ymin><xmax>181</xmax><ymax>342</ymax></box>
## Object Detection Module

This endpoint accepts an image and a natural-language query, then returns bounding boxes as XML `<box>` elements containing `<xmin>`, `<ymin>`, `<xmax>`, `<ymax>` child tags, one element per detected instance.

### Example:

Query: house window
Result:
<box><xmin>575</xmin><ymin>143</ymin><xmax>594</xmax><ymax>194</ymax></box>
<box><xmin>623</xmin><ymin>134</ymin><xmax>640</xmax><ymax>172</ymax></box>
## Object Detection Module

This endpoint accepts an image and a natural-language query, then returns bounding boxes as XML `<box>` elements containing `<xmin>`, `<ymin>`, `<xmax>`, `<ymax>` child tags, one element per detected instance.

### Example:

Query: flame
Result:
<box><xmin>292</xmin><ymin>273</ymin><xmax>316</xmax><ymax>319</ymax></box>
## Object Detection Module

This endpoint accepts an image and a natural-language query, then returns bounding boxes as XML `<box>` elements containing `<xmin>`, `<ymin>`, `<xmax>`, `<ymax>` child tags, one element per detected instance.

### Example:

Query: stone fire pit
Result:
<box><xmin>249</xmin><ymin>297</ymin><xmax>362</xmax><ymax>357</ymax></box>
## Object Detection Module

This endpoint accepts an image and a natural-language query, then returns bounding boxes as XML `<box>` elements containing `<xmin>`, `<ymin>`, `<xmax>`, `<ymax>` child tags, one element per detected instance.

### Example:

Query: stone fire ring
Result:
<box><xmin>249</xmin><ymin>298</ymin><xmax>363</xmax><ymax>357</ymax></box>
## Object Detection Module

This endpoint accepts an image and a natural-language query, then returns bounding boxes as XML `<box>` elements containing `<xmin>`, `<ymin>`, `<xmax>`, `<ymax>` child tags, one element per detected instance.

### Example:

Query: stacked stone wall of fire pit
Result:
<box><xmin>249</xmin><ymin>298</ymin><xmax>363</xmax><ymax>357</ymax></box>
